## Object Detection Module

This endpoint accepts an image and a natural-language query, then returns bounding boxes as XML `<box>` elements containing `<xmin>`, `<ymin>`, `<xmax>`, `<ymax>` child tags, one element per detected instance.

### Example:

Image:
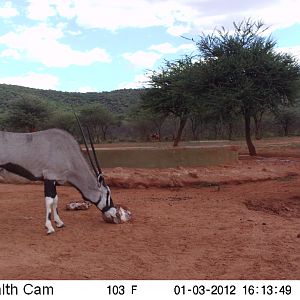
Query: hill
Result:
<box><xmin>0</xmin><ymin>84</ymin><xmax>144</xmax><ymax>114</ymax></box>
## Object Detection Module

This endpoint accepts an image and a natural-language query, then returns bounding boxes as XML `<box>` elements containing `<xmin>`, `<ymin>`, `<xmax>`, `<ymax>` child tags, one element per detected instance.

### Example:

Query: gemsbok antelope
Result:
<box><xmin>0</xmin><ymin>125</ymin><xmax>131</xmax><ymax>234</ymax></box>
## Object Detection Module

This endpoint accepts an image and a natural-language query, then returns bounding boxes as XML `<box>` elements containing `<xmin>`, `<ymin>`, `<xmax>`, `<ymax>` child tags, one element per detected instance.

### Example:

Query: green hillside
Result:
<box><xmin>0</xmin><ymin>84</ymin><xmax>144</xmax><ymax>114</ymax></box>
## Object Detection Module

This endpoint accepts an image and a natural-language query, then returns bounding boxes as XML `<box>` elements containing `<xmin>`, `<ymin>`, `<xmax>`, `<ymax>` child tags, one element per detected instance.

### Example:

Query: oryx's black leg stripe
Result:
<box><xmin>109</xmin><ymin>195</ymin><xmax>114</xmax><ymax>208</ymax></box>
<box><xmin>106</xmin><ymin>192</ymin><xmax>109</xmax><ymax>208</ymax></box>
<box><xmin>48</xmin><ymin>212</ymin><xmax>51</xmax><ymax>221</ymax></box>
<box><xmin>44</xmin><ymin>180</ymin><xmax>57</xmax><ymax>198</ymax></box>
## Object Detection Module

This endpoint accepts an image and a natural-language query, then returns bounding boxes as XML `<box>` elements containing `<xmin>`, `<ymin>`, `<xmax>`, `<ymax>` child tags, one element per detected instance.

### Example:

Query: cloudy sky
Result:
<box><xmin>0</xmin><ymin>0</ymin><xmax>299</xmax><ymax>92</ymax></box>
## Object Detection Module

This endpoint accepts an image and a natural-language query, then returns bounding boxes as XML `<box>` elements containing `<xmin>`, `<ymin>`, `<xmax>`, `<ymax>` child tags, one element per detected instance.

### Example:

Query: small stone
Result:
<box><xmin>188</xmin><ymin>172</ymin><xmax>199</xmax><ymax>178</ymax></box>
<box><xmin>262</xmin><ymin>222</ymin><xmax>267</xmax><ymax>225</ymax></box>
<box><xmin>297</xmin><ymin>233</ymin><xmax>300</xmax><ymax>238</ymax></box>
<box><xmin>214</xmin><ymin>185</ymin><xmax>221</xmax><ymax>192</ymax></box>
<box><xmin>66</xmin><ymin>201</ymin><xmax>91</xmax><ymax>210</ymax></box>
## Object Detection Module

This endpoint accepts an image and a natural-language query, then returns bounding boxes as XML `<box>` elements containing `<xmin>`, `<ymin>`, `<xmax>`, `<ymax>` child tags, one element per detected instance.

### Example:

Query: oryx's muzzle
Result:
<box><xmin>102</xmin><ymin>205</ymin><xmax>132</xmax><ymax>224</ymax></box>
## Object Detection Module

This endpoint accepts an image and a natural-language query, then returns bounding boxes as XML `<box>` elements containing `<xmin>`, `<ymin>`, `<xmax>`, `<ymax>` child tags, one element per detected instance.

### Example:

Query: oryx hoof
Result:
<box><xmin>55</xmin><ymin>222</ymin><xmax>65</xmax><ymax>228</ymax></box>
<box><xmin>45</xmin><ymin>226</ymin><xmax>55</xmax><ymax>235</ymax></box>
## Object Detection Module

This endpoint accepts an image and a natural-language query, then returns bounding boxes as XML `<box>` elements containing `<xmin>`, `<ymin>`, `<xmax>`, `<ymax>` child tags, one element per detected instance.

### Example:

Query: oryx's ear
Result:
<box><xmin>97</xmin><ymin>174</ymin><xmax>106</xmax><ymax>186</ymax></box>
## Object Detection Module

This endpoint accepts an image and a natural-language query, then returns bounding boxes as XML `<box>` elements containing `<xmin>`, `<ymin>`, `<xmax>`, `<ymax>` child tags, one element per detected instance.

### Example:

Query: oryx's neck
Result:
<box><xmin>68</xmin><ymin>165</ymin><xmax>101</xmax><ymax>204</ymax></box>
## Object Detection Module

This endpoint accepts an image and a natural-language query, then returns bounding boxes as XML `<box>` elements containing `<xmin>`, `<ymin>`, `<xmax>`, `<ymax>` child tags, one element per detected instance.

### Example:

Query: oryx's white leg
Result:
<box><xmin>44</xmin><ymin>179</ymin><xmax>59</xmax><ymax>235</ymax></box>
<box><xmin>53</xmin><ymin>195</ymin><xmax>64</xmax><ymax>228</ymax></box>
<box><xmin>45</xmin><ymin>196</ymin><xmax>55</xmax><ymax>234</ymax></box>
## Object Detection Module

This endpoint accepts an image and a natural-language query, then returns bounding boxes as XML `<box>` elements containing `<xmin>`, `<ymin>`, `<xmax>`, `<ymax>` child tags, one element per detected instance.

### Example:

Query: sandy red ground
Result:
<box><xmin>0</xmin><ymin>140</ymin><xmax>300</xmax><ymax>280</ymax></box>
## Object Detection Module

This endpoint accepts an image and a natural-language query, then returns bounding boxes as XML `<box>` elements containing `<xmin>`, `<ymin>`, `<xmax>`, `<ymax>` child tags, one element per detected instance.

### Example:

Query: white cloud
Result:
<box><xmin>26</xmin><ymin>0</ymin><xmax>196</xmax><ymax>36</ymax></box>
<box><xmin>123</xmin><ymin>42</ymin><xmax>196</xmax><ymax>69</ymax></box>
<box><xmin>66</xmin><ymin>0</ymin><xmax>176</xmax><ymax>32</ymax></box>
<box><xmin>66</xmin><ymin>29</ymin><xmax>82</xmax><ymax>36</ymax></box>
<box><xmin>167</xmin><ymin>24</ymin><xmax>191</xmax><ymax>36</ymax></box>
<box><xmin>122</xmin><ymin>51</ymin><xmax>162</xmax><ymax>69</ymax></box>
<box><xmin>27</xmin><ymin>0</ymin><xmax>56</xmax><ymax>21</ymax></box>
<box><xmin>0</xmin><ymin>73</ymin><xmax>59</xmax><ymax>90</ymax></box>
<box><xmin>149</xmin><ymin>42</ymin><xmax>196</xmax><ymax>54</ymax></box>
<box><xmin>0</xmin><ymin>49</ymin><xmax>21</xmax><ymax>60</ymax></box>
<box><xmin>0</xmin><ymin>24</ymin><xmax>111</xmax><ymax>68</ymax></box>
<box><xmin>276</xmin><ymin>45</ymin><xmax>300</xmax><ymax>61</ymax></box>
<box><xmin>118</xmin><ymin>73</ymin><xmax>150</xmax><ymax>89</ymax></box>
<box><xmin>51</xmin><ymin>0</ymin><xmax>76</xmax><ymax>19</ymax></box>
<box><xmin>0</xmin><ymin>1</ymin><xmax>19</xmax><ymax>18</ymax></box>
<box><xmin>246</xmin><ymin>0</ymin><xmax>300</xmax><ymax>31</ymax></box>
<box><xmin>25</xmin><ymin>0</ymin><xmax>300</xmax><ymax>36</ymax></box>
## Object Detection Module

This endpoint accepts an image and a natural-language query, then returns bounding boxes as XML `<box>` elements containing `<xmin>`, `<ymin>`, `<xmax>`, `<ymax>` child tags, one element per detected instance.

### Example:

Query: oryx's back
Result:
<box><xmin>0</xmin><ymin>129</ymin><xmax>84</xmax><ymax>181</ymax></box>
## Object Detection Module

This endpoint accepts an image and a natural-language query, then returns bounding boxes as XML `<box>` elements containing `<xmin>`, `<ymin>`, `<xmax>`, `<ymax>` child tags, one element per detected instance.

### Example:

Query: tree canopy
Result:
<box><xmin>79</xmin><ymin>103</ymin><xmax>119</xmax><ymax>142</ymax></box>
<box><xmin>5</xmin><ymin>97</ymin><xmax>52</xmax><ymax>132</ymax></box>
<box><xmin>142</xmin><ymin>56</ymin><xmax>208</xmax><ymax>146</ymax></box>
<box><xmin>142</xmin><ymin>19</ymin><xmax>300</xmax><ymax>152</ymax></box>
<box><xmin>196</xmin><ymin>19</ymin><xmax>300</xmax><ymax>155</ymax></box>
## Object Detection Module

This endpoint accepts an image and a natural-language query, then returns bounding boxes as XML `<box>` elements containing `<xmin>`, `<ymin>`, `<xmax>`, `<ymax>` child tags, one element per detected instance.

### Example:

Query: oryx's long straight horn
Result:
<box><xmin>73</xmin><ymin>111</ymin><xmax>98</xmax><ymax>177</ymax></box>
<box><xmin>86</xmin><ymin>126</ymin><xmax>102</xmax><ymax>175</ymax></box>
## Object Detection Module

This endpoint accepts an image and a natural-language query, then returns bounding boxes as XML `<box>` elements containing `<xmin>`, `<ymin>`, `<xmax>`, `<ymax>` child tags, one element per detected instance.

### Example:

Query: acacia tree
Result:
<box><xmin>128</xmin><ymin>104</ymin><xmax>167</xmax><ymax>141</ymax></box>
<box><xmin>196</xmin><ymin>19</ymin><xmax>300</xmax><ymax>155</ymax></box>
<box><xmin>6</xmin><ymin>97</ymin><xmax>52</xmax><ymax>132</ymax></box>
<box><xmin>274</xmin><ymin>108</ymin><xmax>298</xmax><ymax>136</ymax></box>
<box><xmin>142</xmin><ymin>56</ymin><xmax>205</xmax><ymax>146</ymax></box>
<box><xmin>47</xmin><ymin>111</ymin><xmax>78</xmax><ymax>135</ymax></box>
<box><xmin>80</xmin><ymin>103</ymin><xmax>118</xmax><ymax>142</ymax></box>
<box><xmin>189</xmin><ymin>109</ymin><xmax>205</xmax><ymax>140</ymax></box>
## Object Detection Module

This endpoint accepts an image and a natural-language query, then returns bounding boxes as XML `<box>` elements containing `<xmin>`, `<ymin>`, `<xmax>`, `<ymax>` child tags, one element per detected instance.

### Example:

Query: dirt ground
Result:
<box><xmin>0</xmin><ymin>139</ymin><xmax>300</xmax><ymax>280</ymax></box>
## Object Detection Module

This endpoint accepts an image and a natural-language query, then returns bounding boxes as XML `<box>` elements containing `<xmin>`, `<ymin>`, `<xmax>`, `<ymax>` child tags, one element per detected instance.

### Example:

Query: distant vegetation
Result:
<box><xmin>0</xmin><ymin>84</ymin><xmax>143</xmax><ymax>114</ymax></box>
<box><xmin>1</xmin><ymin>81</ymin><xmax>299</xmax><ymax>145</ymax></box>
<box><xmin>0</xmin><ymin>19</ymin><xmax>300</xmax><ymax>155</ymax></box>
<box><xmin>0</xmin><ymin>85</ymin><xmax>146</xmax><ymax>142</ymax></box>
<box><xmin>142</xmin><ymin>19</ymin><xmax>300</xmax><ymax>155</ymax></box>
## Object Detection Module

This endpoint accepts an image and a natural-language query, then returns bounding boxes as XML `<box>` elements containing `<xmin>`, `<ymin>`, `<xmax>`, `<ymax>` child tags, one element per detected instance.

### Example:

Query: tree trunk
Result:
<box><xmin>190</xmin><ymin>120</ymin><xmax>197</xmax><ymax>140</ymax></box>
<box><xmin>173</xmin><ymin>117</ymin><xmax>187</xmax><ymax>147</ymax></box>
<box><xmin>101</xmin><ymin>125</ymin><xmax>108</xmax><ymax>141</ymax></box>
<box><xmin>157</xmin><ymin>126</ymin><xmax>162</xmax><ymax>142</ymax></box>
<box><xmin>228</xmin><ymin>122</ymin><xmax>233</xmax><ymax>140</ymax></box>
<box><xmin>253</xmin><ymin>112</ymin><xmax>263</xmax><ymax>140</ymax></box>
<box><xmin>284</xmin><ymin>122</ymin><xmax>289</xmax><ymax>136</ymax></box>
<box><xmin>190</xmin><ymin>117</ymin><xmax>201</xmax><ymax>140</ymax></box>
<box><xmin>153</xmin><ymin>118</ymin><xmax>165</xmax><ymax>142</ymax></box>
<box><xmin>244</xmin><ymin>113</ymin><xmax>257</xmax><ymax>156</ymax></box>
<box><xmin>213</xmin><ymin>122</ymin><xmax>218</xmax><ymax>139</ymax></box>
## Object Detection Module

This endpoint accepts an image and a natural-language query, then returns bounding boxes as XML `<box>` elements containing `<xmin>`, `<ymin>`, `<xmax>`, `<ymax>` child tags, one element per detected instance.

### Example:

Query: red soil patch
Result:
<box><xmin>0</xmin><ymin>156</ymin><xmax>299</xmax><ymax>280</ymax></box>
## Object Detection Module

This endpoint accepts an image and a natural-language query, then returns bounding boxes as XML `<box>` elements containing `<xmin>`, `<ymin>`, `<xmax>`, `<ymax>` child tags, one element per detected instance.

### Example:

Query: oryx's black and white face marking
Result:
<box><xmin>96</xmin><ymin>174</ymin><xmax>114</xmax><ymax>212</ymax></box>
<box><xmin>97</xmin><ymin>174</ymin><xmax>131</xmax><ymax>224</ymax></box>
